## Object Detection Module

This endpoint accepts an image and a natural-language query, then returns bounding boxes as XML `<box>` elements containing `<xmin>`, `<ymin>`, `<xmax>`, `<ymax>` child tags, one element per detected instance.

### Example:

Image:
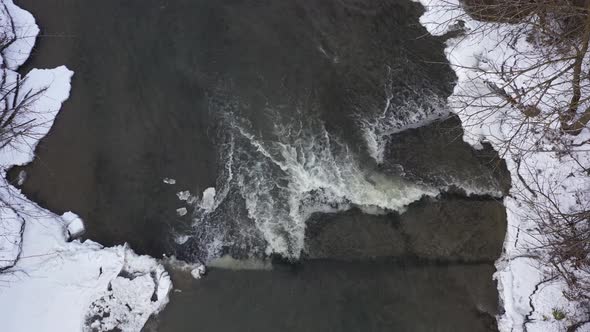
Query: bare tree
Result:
<box><xmin>0</xmin><ymin>2</ymin><xmax>50</xmax><ymax>277</ymax></box>
<box><xmin>422</xmin><ymin>0</ymin><xmax>590</xmax><ymax>329</ymax></box>
<box><xmin>434</xmin><ymin>0</ymin><xmax>590</xmax><ymax>134</ymax></box>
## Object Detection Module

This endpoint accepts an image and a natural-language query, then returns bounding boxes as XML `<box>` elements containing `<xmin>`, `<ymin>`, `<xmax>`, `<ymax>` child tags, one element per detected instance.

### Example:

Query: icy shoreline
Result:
<box><xmin>415</xmin><ymin>1</ymin><xmax>590</xmax><ymax>331</ymax></box>
<box><xmin>0</xmin><ymin>1</ymin><xmax>171</xmax><ymax>331</ymax></box>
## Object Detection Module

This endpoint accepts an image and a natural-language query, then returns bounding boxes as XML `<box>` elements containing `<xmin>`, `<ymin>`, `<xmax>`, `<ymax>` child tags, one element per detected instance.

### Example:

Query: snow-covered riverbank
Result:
<box><xmin>416</xmin><ymin>1</ymin><xmax>590</xmax><ymax>331</ymax></box>
<box><xmin>0</xmin><ymin>1</ymin><xmax>171</xmax><ymax>331</ymax></box>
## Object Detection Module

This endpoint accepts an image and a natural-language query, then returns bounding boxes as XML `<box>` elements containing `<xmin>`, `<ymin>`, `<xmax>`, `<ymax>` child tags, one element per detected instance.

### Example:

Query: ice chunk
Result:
<box><xmin>176</xmin><ymin>190</ymin><xmax>191</xmax><ymax>201</ymax></box>
<box><xmin>62</xmin><ymin>211</ymin><xmax>85</xmax><ymax>239</ymax></box>
<box><xmin>176</xmin><ymin>207</ymin><xmax>187</xmax><ymax>216</ymax></box>
<box><xmin>17</xmin><ymin>170</ymin><xmax>26</xmax><ymax>186</ymax></box>
<box><xmin>163</xmin><ymin>177</ymin><xmax>176</xmax><ymax>185</ymax></box>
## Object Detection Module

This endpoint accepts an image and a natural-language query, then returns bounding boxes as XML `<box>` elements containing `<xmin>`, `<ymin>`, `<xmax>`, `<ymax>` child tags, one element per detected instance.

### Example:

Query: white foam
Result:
<box><xmin>199</xmin><ymin>187</ymin><xmax>216</xmax><ymax>212</ymax></box>
<box><xmin>190</xmin><ymin>265</ymin><xmax>206</xmax><ymax>279</ymax></box>
<box><xmin>359</xmin><ymin>66</ymin><xmax>449</xmax><ymax>164</ymax></box>
<box><xmin>162</xmin><ymin>255</ymin><xmax>206</xmax><ymax>280</ymax></box>
<box><xmin>208</xmin><ymin>255</ymin><xmax>272</xmax><ymax>271</ymax></box>
<box><xmin>176</xmin><ymin>207</ymin><xmax>188</xmax><ymax>217</ymax></box>
<box><xmin>174</xmin><ymin>234</ymin><xmax>190</xmax><ymax>245</ymax></box>
<box><xmin>198</xmin><ymin>110</ymin><xmax>441</xmax><ymax>259</ymax></box>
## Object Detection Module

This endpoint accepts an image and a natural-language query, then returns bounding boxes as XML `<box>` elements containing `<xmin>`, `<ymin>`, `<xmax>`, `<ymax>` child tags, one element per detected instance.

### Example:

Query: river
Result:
<box><xmin>12</xmin><ymin>0</ymin><xmax>508</xmax><ymax>331</ymax></box>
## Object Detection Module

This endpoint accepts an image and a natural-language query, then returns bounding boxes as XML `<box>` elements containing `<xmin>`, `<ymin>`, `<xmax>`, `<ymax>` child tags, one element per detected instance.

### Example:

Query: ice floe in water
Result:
<box><xmin>16</xmin><ymin>169</ymin><xmax>26</xmax><ymax>185</ymax></box>
<box><xmin>176</xmin><ymin>190</ymin><xmax>192</xmax><ymax>201</ymax></box>
<box><xmin>163</xmin><ymin>177</ymin><xmax>176</xmax><ymax>184</ymax></box>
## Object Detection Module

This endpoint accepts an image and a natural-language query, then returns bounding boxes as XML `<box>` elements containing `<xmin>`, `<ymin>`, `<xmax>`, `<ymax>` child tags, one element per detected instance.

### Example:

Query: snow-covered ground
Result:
<box><xmin>416</xmin><ymin>1</ymin><xmax>590</xmax><ymax>331</ymax></box>
<box><xmin>0</xmin><ymin>1</ymin><xmax>171</xmax><ymax>331</ymax></box>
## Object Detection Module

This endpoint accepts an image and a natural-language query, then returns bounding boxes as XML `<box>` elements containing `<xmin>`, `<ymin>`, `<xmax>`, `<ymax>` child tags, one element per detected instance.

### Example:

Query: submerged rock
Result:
<box><xmin>304</xmin><ymin>196</ymin><xmax>506</xmax><ymax>262</ymax></box>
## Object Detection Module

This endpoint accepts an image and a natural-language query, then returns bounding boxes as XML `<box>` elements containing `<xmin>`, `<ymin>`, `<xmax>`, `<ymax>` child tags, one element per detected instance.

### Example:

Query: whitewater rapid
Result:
<box><xmin>174</xmin><ymin>91</ymin><xmax>453</xmax><ymax>261</ymax></box>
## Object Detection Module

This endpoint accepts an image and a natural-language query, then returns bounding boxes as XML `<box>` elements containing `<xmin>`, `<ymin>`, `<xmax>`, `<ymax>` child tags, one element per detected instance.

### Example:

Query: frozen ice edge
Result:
<box><xmin>0</xmin><ymin>1</ymin><xmax>172</xmax><ymax>332</ymax></box>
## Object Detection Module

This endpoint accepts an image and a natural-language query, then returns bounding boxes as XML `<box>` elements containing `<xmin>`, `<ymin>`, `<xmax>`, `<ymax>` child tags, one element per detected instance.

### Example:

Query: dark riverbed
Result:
<box><xmin>144</xmin><ymin>261</ymin><xmax>499</xmax><ymax>332</ymax></box>
<box><xmin>14</xmin><ymin>0</ymin><xmax>507</xmax><ymax>330</ymax></box>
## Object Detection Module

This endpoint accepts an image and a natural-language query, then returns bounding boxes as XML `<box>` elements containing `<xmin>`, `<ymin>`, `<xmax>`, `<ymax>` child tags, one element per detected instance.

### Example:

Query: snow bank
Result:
<box><xmin>415</xmin><ymin>0</ymin><xmax>590</xmax><ymax>331</ymax></box>
<box><xmin>0</xmin><ymin>1</ymin><xmax>171</xmax><ymax>331</ymax></box>
<box><xmin>0</xmin><ymin>67</ymin><xmax>73</xmax><ymax>167</ymax></box>
<box><xmin>0</xmin><ymin>0</ymin><xmax>38</xmax><ymax>70</ymax></box>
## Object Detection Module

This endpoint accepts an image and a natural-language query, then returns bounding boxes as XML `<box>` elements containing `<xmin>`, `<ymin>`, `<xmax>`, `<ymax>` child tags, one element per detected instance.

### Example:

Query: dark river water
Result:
<box><xmin>13</xmin><ymin>0</ymin><xmax>509</xmax><ymax>331</ymax></box>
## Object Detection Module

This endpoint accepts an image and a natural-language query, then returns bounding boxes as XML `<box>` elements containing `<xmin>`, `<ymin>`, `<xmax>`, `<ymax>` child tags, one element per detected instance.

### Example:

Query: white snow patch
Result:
<box><xmin>0</xmin><ymin>0</ymin><xmax>38</xmax><ymax>69</ymax></box>
<box><xmin>0</xmin><ymin>183</ymin><xmax>172</xmax><ymax>332</ymax></box>
<box><xmin>0</xmin><ymin>66</ymin><xmax>73</xmax><ymax>168</ymax></box>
